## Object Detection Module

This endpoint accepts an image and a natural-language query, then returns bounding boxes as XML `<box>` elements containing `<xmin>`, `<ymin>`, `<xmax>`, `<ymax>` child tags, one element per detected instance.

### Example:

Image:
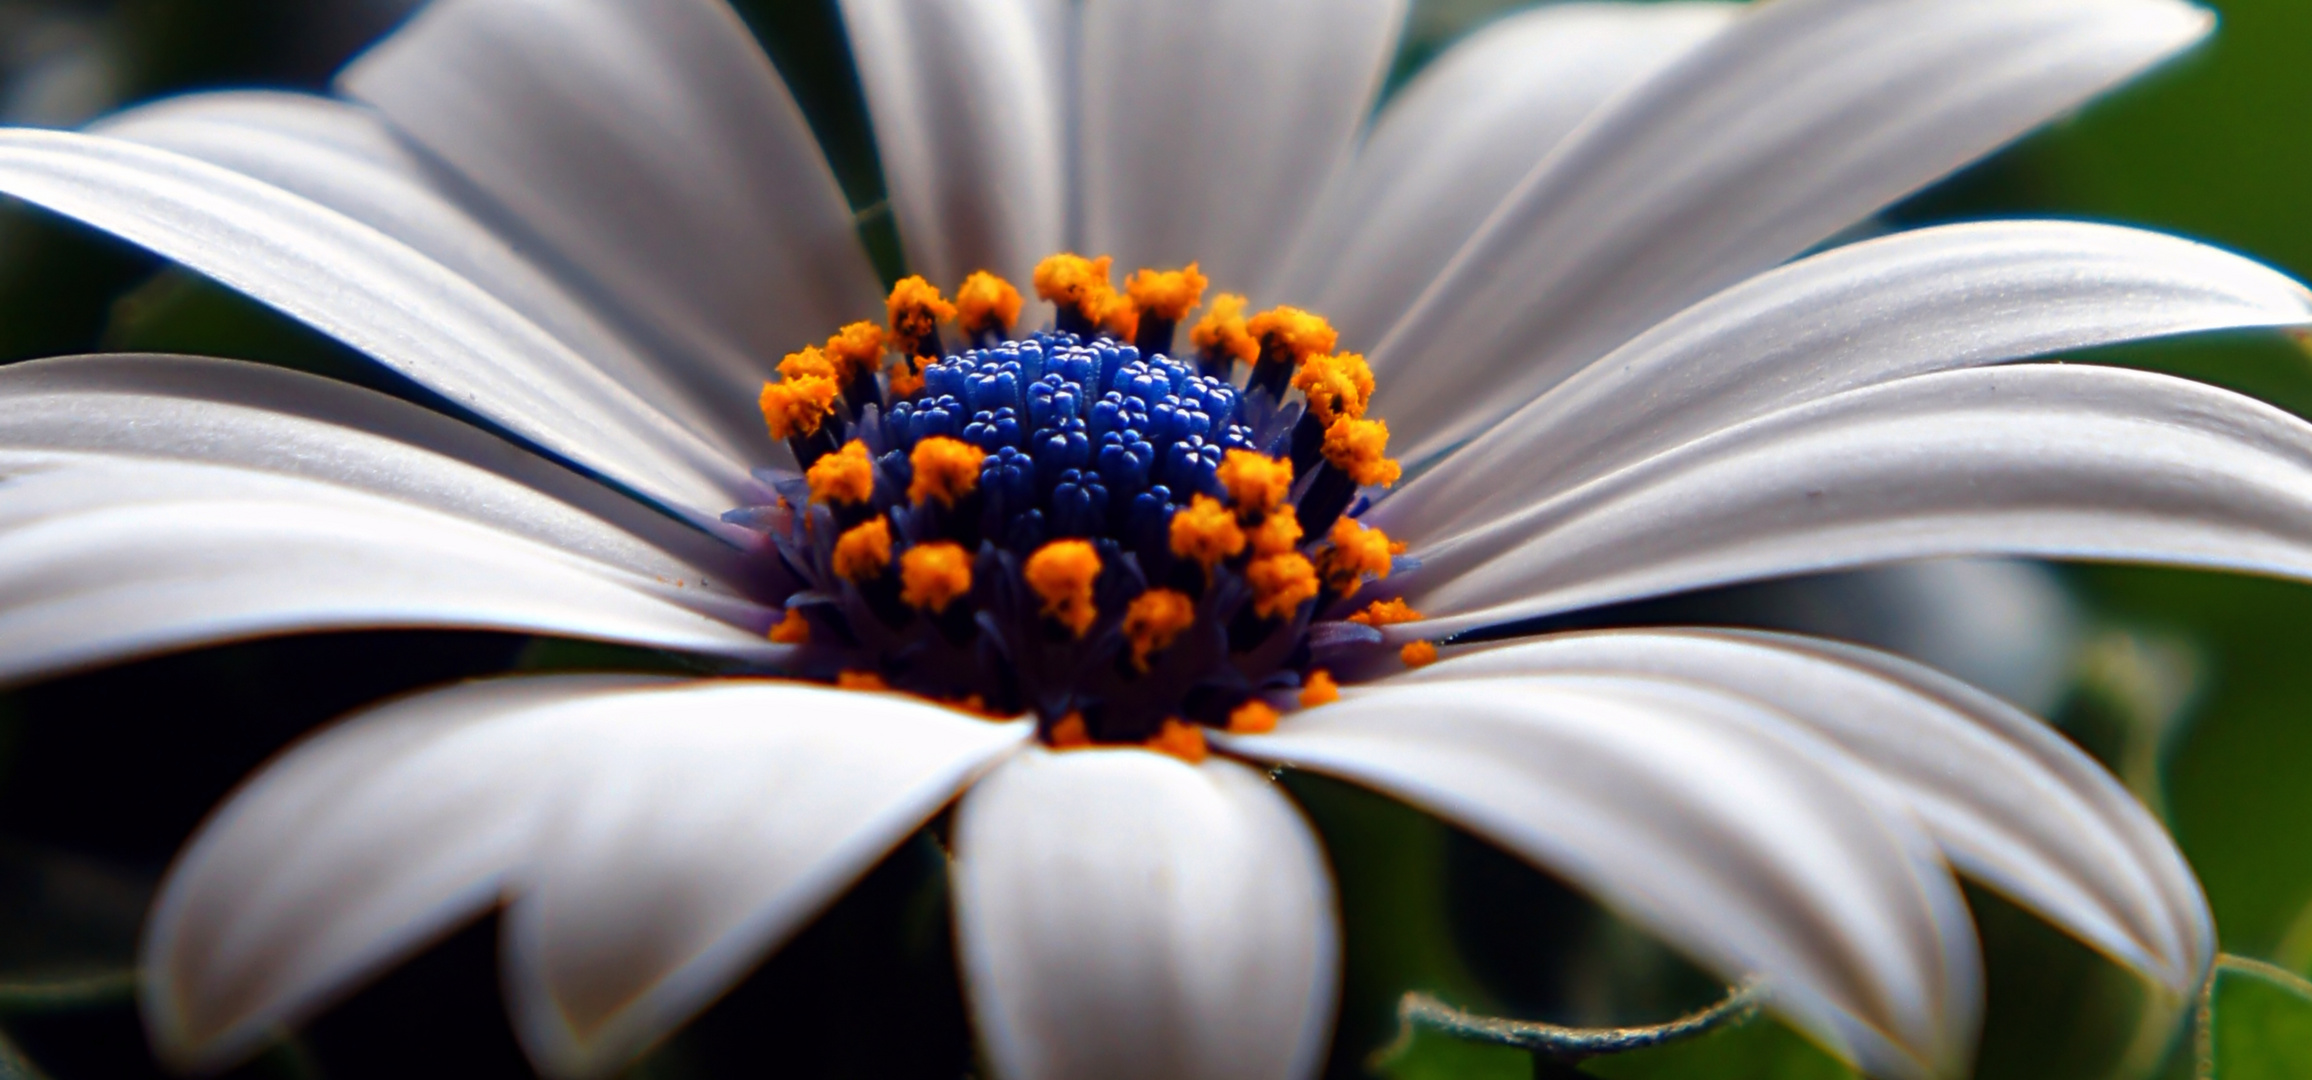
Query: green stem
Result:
<box><xmin>0</xmin><ymin>972</ymin><xmax>137</xmax><ymax>1014</ymax></box>
<box><xmin>1383</xmin><ymin>977</ymin><xmax>1765</xmax><ymax>1064</ymax></box>
<box><xmin>2195</xmin><ymin>953</ymin><xmax>2312</xmax><ymax>1080</ymax></box>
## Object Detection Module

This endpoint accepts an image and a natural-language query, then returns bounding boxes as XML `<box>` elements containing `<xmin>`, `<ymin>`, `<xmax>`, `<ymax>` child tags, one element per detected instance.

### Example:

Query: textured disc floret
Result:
<box><xmin>730</xmin><ymin>257</ymin><xmax>1424</xmax><ymax>755</ymax></box>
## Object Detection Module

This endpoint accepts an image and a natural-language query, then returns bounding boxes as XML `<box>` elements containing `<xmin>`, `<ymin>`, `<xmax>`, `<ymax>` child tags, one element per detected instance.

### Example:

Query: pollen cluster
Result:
<box><xmin>733</xmin><ymin>255</ymin><xmax>1429</xmax><ymax>754</ymax></box>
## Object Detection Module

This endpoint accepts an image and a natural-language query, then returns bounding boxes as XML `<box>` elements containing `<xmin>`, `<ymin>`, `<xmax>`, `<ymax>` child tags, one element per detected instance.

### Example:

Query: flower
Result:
<box><xmin>0</xmin><ymin>0</ymin><xmax>2301</xmax><ymax>1077</ymax></box>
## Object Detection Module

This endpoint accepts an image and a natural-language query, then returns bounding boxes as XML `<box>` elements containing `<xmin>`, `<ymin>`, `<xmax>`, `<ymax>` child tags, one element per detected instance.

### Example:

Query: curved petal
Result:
<box><xmin>952</xmin><ymin>747</ymin><xmax>1339</xmax><ymax>1080</ymax></box>
<box><xmin>1373</xmin><ymin>221</ymin><xmax>2312</xmax><ymax>544</ymax></box>
<box><xmin>840</xmin><ymin>0</ymin><xmax>1066</xmax><ymax>296</ymax></box>
<box><xmin>503</xmin><ymin>684</ymin><xmax>1029</xmax><ymax>1078</ymax></box>
<box><xmin>92</xmin><ymin>91</ymin><xmax>770</xmax><ymax>462</ymax></box>
<box><xmin>1221</xmin><ymin>677</ymin><xmax>1979</xmax><ymax>1079</ymax></box>
<box><xmin>1368</xmin><ymin>0</ymin><xmax>2213</xmax><ymax>463</ymax></box>
<box><xmin>1274</xmin><ymin>2</ymin><xmax>1736</xmax><ymax>346</ymax></box>
<box><xmin>1399</xmin><ymin>365</ymin><xmax>2312</xmax><ymax>639</ymax></box>
<box><xmin>1396</xmin><ymin>629</ymin><xmax>2212</xmax><ymax>999</ymax></box>
<box><xmin>0</xmin><ymin>128</ymin><xmax>750</xmax><ymax>523</ymax></box>
<box><xmin>1080</xmin><ymin>0</ymin><xmax>1406</xmax><ymax>292</ymax></box>
<box><xmin>340</xmin><ymin>0</ymin><xmax>885</xmax><ymax>393</ymax></box>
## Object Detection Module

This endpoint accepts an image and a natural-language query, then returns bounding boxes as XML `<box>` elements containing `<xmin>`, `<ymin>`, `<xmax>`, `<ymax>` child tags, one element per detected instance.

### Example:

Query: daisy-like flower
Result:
<box><xmin>0</xmin><ymin>0</ymin><xmax>2307</xmax><ymax>1077</ymax></box>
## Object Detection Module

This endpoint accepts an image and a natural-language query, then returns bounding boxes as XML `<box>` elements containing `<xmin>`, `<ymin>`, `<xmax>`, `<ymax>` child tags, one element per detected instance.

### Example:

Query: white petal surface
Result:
<box><xmin>953</xmin><ymin>748</ymin><xmax>1339</xmax><ymax>1080</ymax></box>
<box><xmin>1399</xmin><ymin>630</ymin><xmax>2212</xmax><ymax>998</ymax></box>
<box><xmin>841</xmin><ymin>0</ymin><xmax>1065</xmax><ymax>295</ymax></box>
<box><xmin>0</xmin><ymin>129</ymin><xmax>750</xmax><ymax>522</ymax></box>
<box><xmin>1274</xmin><ymin>2</ymin><xmax>1735</xmax><ymax>346</ymax></box>
<box><xmin>1375</xmin><ymin>221</ymin><xmax>2312</xmax><ymax>544</ymax></box>
<box><xmin>1399</xmin><ymin>365</ymin><xmax>2312</xmax><ymax>639</ymax></box>
<box><xmin>1222</xmin><ymin>678</ymin><xmax>1978</xmax><ymax>1079</ymax></box>
<box><xmin>341</xmin><ymin>0</ymin><xmax>885</xmax><ymax>399</ymax></box>
<box><xmin>504</xmin><ymin>684</ymin><xmax>1029</xmax><ymax>1077</ymax></box>
<box><xmin>92</xmin><ymin>91</ymin><xmax>769</xmax><ymax>462</ymax></box>
<box><xmin>1370</xmin><ymin>0</ymin><xmax>2212</xmax><ymax>462</ymax></box>
<box><xmin>1080</xmin><ymin>0</ymin><xmax>1406</xmax><ymax>292</ymax></box>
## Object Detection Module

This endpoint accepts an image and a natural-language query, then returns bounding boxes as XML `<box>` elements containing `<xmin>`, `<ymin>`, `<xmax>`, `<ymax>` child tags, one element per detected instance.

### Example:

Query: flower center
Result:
<box><xmin>730</xmin><ymin>256</ymin><xmax>1436</xmax><ymax>757</ymax></box>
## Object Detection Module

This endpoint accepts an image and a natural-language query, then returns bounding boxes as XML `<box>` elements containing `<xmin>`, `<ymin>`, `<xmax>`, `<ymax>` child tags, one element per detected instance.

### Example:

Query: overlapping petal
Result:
<box><xmin>1369</xmin><ymin>0</ymin><xmax>2213</xmax><ymax>462</ymax></box>
<box><xmin>1222</xmin><ymin>677</ymin><xmax>1979</xmax><ymax>1079</ymax></box>
<box><xmin>952</xmin><ymin>748</ymin><xmax>1339</xmax><ymax>1080</ymax></box>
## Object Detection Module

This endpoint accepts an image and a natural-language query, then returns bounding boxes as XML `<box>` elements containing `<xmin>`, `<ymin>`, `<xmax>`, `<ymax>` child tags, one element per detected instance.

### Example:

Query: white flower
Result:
<box><xmin>0</xmin><ymin>0</ymin><xmax>2299</xmax><ymax>1078</ymax></box>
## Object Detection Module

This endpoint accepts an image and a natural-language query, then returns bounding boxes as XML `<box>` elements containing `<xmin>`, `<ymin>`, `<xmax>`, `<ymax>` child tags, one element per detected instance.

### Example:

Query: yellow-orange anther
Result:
<box><xmin>1247</xmin><ymin>552</ymin><xmax>1320</xmax><ymax>620</ymax></box>
<box><xmin>1125</xmin><ymin>263</ymin><xmax>1208</xmax><ymax>322</ymax></box>
<box><xmin>769</xmin><ymin>608</ymin><xmax>811</xmax><ymax>644</ymax></box>
<box><xmin>1317</xmin><ymin>518</ymin><xmax>1394</xmax><ymax>593</ymax></box>
<box><xmin>900</xmin><ymin>541</ymin><xmax>974</xmax><ymax>613</ymax></box>
<box><xmin>823</xmin><ymin>321</ymin><xmax>887</xmax><ymax>381</ymax></box>
<box><xmin>832</xmin><ymin>517</ymin><xmax>893</xmax><ymax>581</ymax></box>
<box><xmin>886</xmin><ymin>357</ymin><xmax>925</xmax><ymax>398</ymax></box>
<box><xmin>806</xmin><ymin>440</ymin><xmax>876</xmax><ymax>506</ymax></box>
<box><xmin>909</xmin><ymin>436</ymin><xmax>986</xmax><ymax>507</ymax></box>
<box><xmin>1248</xmin><ymin>511</ymin><xmax>1303</xmax><ymax>558</ymax></box>
<box><xmin>1026</xmin><ymin>539</ymin><xmax>1102</xmax><ymax>637</ymax></box>
<box><xmin>838</xmin><ymin>670</ymin><xmax>890</xmax><ymax>691</ymax></box>
<box><xmin>1292</xmin><ymin>352</ymin><xmax>1375</xmax><ymax>427</ymax></box>
<box><xmin>1049</xmin><ymin>711</ymin><xmax>1092</xmax><ymax>749</ymax></box>
<box><xmin>1217</xmin><ymin>450</ymin><xmax>1294</xmax><ymax>516</ymax></box>
<box><xmin>1400</xmin><ymin>641</ymin><xmax>1439</xmax><ymax>668</ymax></box>
<box><xmin>956</xmin><ymin>270</ymin><xmax>1024</xmax><ymax>338</ymax></box>
<box><xmin>1247</xmin><ymin>306</ymin><xmax>1338</xmax><ymax>369</ymax></box>
<box><xmin>1322</xmin><ymin>417</ymin><xmax>1403</xmax><ymax>487</ymax></box>
<box><xmin>760</xmin><ymin>376</ymin><xmax>840</xmax><ymax>440</ymax></box>
<box><xmin>1035</xmin><ymin>253</ymin><xmax>1117</xmax><ymax>319</ymax></box>
<box><xmin>779</xmin><ymin>344</ymin><xmax>840</xmax><ymax>382</ymax></box>
<box><xmin>1147</xmin><ymin>718</ymin><xmax>1209</xmax><ymax>763</ymax></box>
<box><xmin>1349</xmin><ymin>598</ymin><xmax>1424</xmax><ymax>627</ymax></box>
<box><xmin>1299</xmin><ymin>669</ymin><xmax>1340</xmax><ymax>707</ymax></box>
<box><xmin>1169</xmin><ymin>494</ymin><xmax>1247</xmax><ymax>569</ymax></box>
<box><xmin>886</xmin><ymin>276</ymin><xmax>954</xmax><ymax>350</ymax></box>
<box><xmin>1192</xmin><ymin>293</ymin><xmax>1258</xmax><ymax>368</ymax></box>
<box><xmin>1123</xmin><ymin>588</ymin><xmax>1197</xmax><ymax>670</ymax></box>
<box><xmin>1228</xmin><ymin>699</ymin><xmax>1280</xmax><ymax>734</ymax></box>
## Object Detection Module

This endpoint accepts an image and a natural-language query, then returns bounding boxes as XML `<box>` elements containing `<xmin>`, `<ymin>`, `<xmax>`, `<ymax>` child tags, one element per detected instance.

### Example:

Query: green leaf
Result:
<box><xmin>1577</xmin><ymin>1012</ymin><xmax>1858</xmax><ymax>1080</ymax></box>
<box><xmin>2204</xmin><ymin>957</ymin><xmax>2312</xmax><ymax>1079</ymax></box>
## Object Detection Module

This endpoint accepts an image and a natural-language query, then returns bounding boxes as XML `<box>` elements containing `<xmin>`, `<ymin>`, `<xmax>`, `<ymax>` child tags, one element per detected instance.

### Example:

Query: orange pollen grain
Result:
<box><xmin>1123</xmin><ymin>588</ymin><xmax>1197</xmax><ymax>670</ymax></box>
<box><xmin>1248</xmin><ymin>511</ymin><xmax>1303</xmax><ymax>558</ymax></box>
<box><xmin>1247</xmin><ymin>306</ymin><xmax>1338</xmax><ymax>369</ymax></box>
<box><xmin>1192</xmin><ymin>293</ymin><xmax>1259</xmax><ymax>369</ymax></box>
<box><xmin>1299</xmin><ymin>670</ymin><xmax>1340</xmax><ymax>707</ymax></box>
<box><xmin>832</xmin><ymin>517</ymin><xmax>894</xmax><ymax>582</ymax></box>
<box><xmin>1125</xmin><ymin>263</ymin><xmax>1208</xmax><ymax>322</ymax></box>
<box><xmin>1322</xmin><ymin>417</ymin><xmax>1402</xmax><ymax>488</ymax></box>
<box><xmin>1228</xmin><ymin>699</ymin><xmax>1280</xmax><ymax>735</ymax></box>
<box><xmin>1049</xmin><ymin>711</ymin><xmax>1092</xmax><ymax>748</ymax></box>
<box><xmin>838</xmin><ymin>670</ymin><xmax>890</xmax><ymax>691</ymax></box>
<box><xmin>1317</xmin><ymin>518</ymin><xmax>1395</xmax><ymax>593</ymax></box>
<box><xmin>886</xmin><ymin>357</ymin><xmax>926</xmax><ymax>398</ymax></box>
<box><xmin>1025</xmin><ymin>539</ymin><xmax>1102</xmax><ymax>637</ymax></box>
<box><xmin>1349</xmin><ymin>598</ymin><xmax>1424</xmax><ymax>627</ymax></box>
<box><xmin>778</xmin><ymin>344</ymin><xmax>840</xmax><ymax>382</ymax></box>
<box><xmin>768</xmin><ymin>608</ymin><xmax>811</xmax><ymax>644</ymax></box>
<box><xmin>909</xmin><ymin>436</ymin><xmax>987</xmax><ymax>507</ymax></box>
<box><xmin>885</xmin><ymin>276</ymin><xmax>954</xmax><ymax>348</ymax></box>
<box><xmin>823</xmin><ymin>321</ymin><xmax>887</xmax><ymax>381</ymax></box>
<box><xmin>1292</xmin><ymin>352</ymin><xmax>1375</xmax><ymax>426</ymax></box>
<box><xmin>1217</xmin><ymin>450</ymin><xmax>1294</xmax><ymax>516</ymax></box>
<box><xmin>760</xmin><ymin>376</ymin><xmax>840</xmax><ymax>440</ymax></box>
<box><xmin>1247</xmin><ymin>552</ymin><xmax>1320</xmax><ymax>620</ymax></box>
<box><xmin>1147</xmin><ymin>718</ymin><xmax>1209</xmax><ymax>763</ymax></box>
<box><xmin>1169</xmin><ymin>494</ymin><xmax>1247</xmax><ymax>568</ymax></box>
<box><xmin>900</xmin><ymin>541</ymin><xmax>974</xmax><ymax>613</ymax></box>
<box><xmin>1400</xmin><ymin>641</ymin><xmax>1439</xmax><ymax>668</ymax></box>
<box><xmin>1034</xmin><ymin>253</ymin><xmax>1118</xmax><ymax>319</ymax></box>
<box><xmin>806</xmin><ymin>440</ymin><xmax>876</xmax><ymax>506</ymax></box>
<box><xmin>956</xmin><ymin>270</ymin><xmax>1025</xmax><ymax>338</ymax></box>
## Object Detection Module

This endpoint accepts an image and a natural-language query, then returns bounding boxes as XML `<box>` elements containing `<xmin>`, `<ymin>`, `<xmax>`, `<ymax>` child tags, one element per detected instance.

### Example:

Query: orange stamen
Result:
<box><xmin>1247</xmin><ymin>552</ymin><xmax>1320</xmax><ymax>620</ymax></box>
<box><xmin>823</xmin><ymin>321</ymin><xmax>887</xmax><ymax>382</ymax></box>
<box><xmin>1123</xmin><ymin>588</ymin><xmax>1197</xmax><ymax>671</ymax></box>
<box><xmin>1169</xmin><ymin>494</ymin><xmax>1247</xmax><ymax>569</ymax></box>
<box><xmin>1349</xmin><ymin>598</ymin><xmax>1424</xmax><ymax>627</ymax></box>
<box><xmin>838</xmin><ymin>670</ymin><xmax>890</xmax><ymax>691</ymax></box>
<box><xmin>886</xmin><ymin>357</ymin><xmax>926</xmax><ymax>398</ymax></box>
<box><xmin>900</xmin><ymin>541</ymin><xmax>974</xmax><ymax>613</ymax></box>
<box><xmin>760</xmin><ymin>376</ymin><xmax>840</xmax><ymax>440</ymax></box>
<box><xmin>1025</xmin><ymin>539</ymin><xmax>1102</xmax><ymax>637</ymax></box>
<box><xmin>1321</xmin><ymin>417</ymin><xmax>1403</xmax><ymax>488</ymax></box>
<box><xmin>806</xmin><ymin>439</ymin><xmax>876</xmax><ymax>506</ymax></box>
<box><xmin>768</xmin><ymin>608</ymin><xmax>811</xmax><ymax>644</ymax></box>
<box><xmin>1299</xmin><ymin>670</ymin><xmax>1340</xmax><ymax>707</ymax></box>
<box><xmin>832</xmin><ymin>517</ymin><xmax>893</xmax><ymax>581</ymax></box>
<box><xmin>1217</xmin><ymin>450</ymin><xmax>1294</xmax><ymax>517</ymax></box>
<box><xmin>1125</xmin><ymin>263</ymin><xmax>1208</xmax><ymax>323</ymax></box>
<box><xmin>909</xmin><ymin>436</ymin><xmax>986</xmax><ymax>508</ymax></box>
<box><xmin>886</xmin><ymin>277</ymin><xmax>954</xmax><ymax>353</ymax></box>
<box><xmin>1147</xmin><ymin>718</ymin><xmax>1209</xmax><ymax>763</ymax></box>
<box><xmin>1317</xmin><ymin>518</ymin><xmax>1394</xmax><ymax>594</ymax></box>
<box><xmin>779</xmin><ymin>344</ymin><xmax>840</xmax><ymax>382</ymax></box>
<box><xmin>1228</xmin><ymin>699</ymin><xmax>1280</xmax><ymax>734</ymax></box>
<box><xmin>1292</xmin><ymin>352</ymin><xmax>1375</xmax><ymax>427</ymax></box>
<box><xmin>1400</xmin><ymin>641</ymin><xmax>1439</xmax><ymax>668</ymax></box>
<box><xmin>1191</xmin><ymin>293</ymin><xmax>1258</xmax><ymax>369</ymax></box>
<box><xmin>1247</xmin><ymin>306</ymin><xmax>1338</xmax><ymax>369</ymax></box>
<box><xmin>1248</xmin><ymin>511</ymin><xmax>1304</xmax><ymax>558</ymax></box>
<box><xmin>1034</xmin><ymin>253</ymin><xmax>1135</xmax><ymax>335</ymax></box>
<box><xmin>956</xmin><ymin>270</ymin><xmax>1024</xmax><ymax>339</ymax></box>
<box><xmin>1049</xmin><ymin>711</ymin><xmax>1092</xmax><ymax>749</ymax></box>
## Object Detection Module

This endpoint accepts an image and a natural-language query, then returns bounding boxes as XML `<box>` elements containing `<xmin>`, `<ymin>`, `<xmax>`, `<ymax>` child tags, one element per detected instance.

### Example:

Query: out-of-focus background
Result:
<box><xmin>0</xmin><ymin>1</ymin><xmax>2308</xmax><ymax>1077</ymax></box>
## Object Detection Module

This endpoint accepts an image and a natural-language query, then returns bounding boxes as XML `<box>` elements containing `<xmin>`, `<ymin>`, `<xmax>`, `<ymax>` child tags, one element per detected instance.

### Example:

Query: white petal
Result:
<box><xmin>1373</xmin><ymin>220</ymin><xmax>2312</xmax><ymax>543</ymax></box>
<box><xmin>1368</xmin><ymin>0</ymin><xmax>2212</xmax><ymax>462</ymax></box>
<box><xmin>340</xmin><ymin>0</ymin><xmax>885</xmax><ymax>393</ymax></box>
<box><xmin>503</xmin><ymin>684</ymin><xmax>1029</xmax><ymax>1077</ymax></box>
<box><xmin>841</xmin><ymin>0</ymin><xmax>1066</xmax><ymax>296</ymax></box>
<box><xmin>1080</xmin><ymin>0</ymin><xmax>1405</xmax><ymax>292</ymax></box>
<box><xmin>1400</xmin><ymin>365</ymin><xmax>2312</xmax><ymax>639</ymax></box>
<box><xmin>92</xmin><ymin>91</ymin><xmax>770</xmax><ymax>463</ymax></box>
<box><xmin>952</xmin><ymin>748</ymin><xmax>1339</xmax><ymax>1080</ymax></box>
<box><xmin>0</xmin><ymin>128</ymin><xmax>750</xmax><ymax>523</ymax></box>
<box><xmin>1222</xmin><ymin>677</ymin><xmax>1978</xmax><ymax>1079</ymax></box>
<box><xmin>1398</xmin><ymin>630</ymin><xmax>2212</xmax><ymax>999</ymax></box>
<box><xmin>143</xmin><ymin>675</ymin><xmax>681</xmax><ymax>1071</ymax></box>
<box><xmin>0</xmin><ymin>452</ymin><xmax>774</xmax><ymax>684</ymax></box>
<box><xmin>1274</xmin><ymin>2</ymin><xmax>1735</xmax><ymax>345</ymax></box>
